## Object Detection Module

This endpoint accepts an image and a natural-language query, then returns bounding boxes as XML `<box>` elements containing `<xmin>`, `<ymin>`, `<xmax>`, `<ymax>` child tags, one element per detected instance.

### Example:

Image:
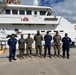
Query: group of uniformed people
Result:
<box><xmin>8</xmin><ymin>31</ymin><xmax>71</xmax><ymax>62</ymax></box>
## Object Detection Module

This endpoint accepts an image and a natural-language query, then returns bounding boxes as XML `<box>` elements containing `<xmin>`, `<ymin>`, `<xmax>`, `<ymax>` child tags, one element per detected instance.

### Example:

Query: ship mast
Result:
<box><xmin>34</xmin><ymin>0</ymin><xmax>38</xmax><ymax>6</ymax></box>
<box><xmin>3</xmin><ymin>0</ymin><xmax>21</xmax><ymax>4</ymax></box>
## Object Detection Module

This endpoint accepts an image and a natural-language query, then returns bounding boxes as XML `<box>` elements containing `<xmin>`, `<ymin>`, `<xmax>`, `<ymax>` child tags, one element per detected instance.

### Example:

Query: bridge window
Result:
<box><xmin>40</xmin><ymin>11</ymin><xmax>46</xmax><ymax>15</ymax></box>
<box><xmin>47</xmin><ymin>12</ymin><xmax>51</xmax><ymax>16</ymax></box>
<box><xmin>15</xmin><ymin>28</ymin><xmax>18</xmax><ymax>32</ymax></box>
<box><xmin>48</xmin><ymin>31</ymin><xmax>51</xmax><ymax>32</ymax></box>
<box><xmin>12</xmin><ymin>10</ymin><xmax>18</xmax><ymax>15</ymax></box>
<box><xmin>34</xmin><ymin>11</ymin><xmax>37</xmax><ymax>15</ymax></box>
<box><xmin>6</xmin><ymin>9</ymin><xmax>10</xmax><ymax>14</ymax></box>
<box><xmin>54</xmin><ymin>31</ymin><xmax>58</xmax><ymax>32</ymax></box>
<box><xmin>26</xmin><ymin>10</ymin><xmax>32</xmax><ymax>15</ymax></box>
<box><xmin>41</xmin><ymin>31</ymin><xmax>45</xmax><ymax>32</ymax></box>
<box><xmin>19</xmin><ymin>10</ymin><xmax>25</xmax><ymax>15</ymax></box>
<box><xmin>60</xmin><ymin>30</ymin><xmax>64</xmax><ymax>32</ymax></box>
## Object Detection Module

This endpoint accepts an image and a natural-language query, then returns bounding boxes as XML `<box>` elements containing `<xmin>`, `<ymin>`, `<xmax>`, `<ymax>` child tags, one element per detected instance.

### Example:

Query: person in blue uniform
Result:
<box><xmin>8</xmin><ymin>34</ymin><xmax>17</xmax><ymax>62</ymax></box>
<box><xmin>44</xmin><ymin>31</ymin><xmax>52</xmax><ymax>58</ymax></box>
<box><xmin>62</xmin><ymin>33</ymin><xmax>71</xmax><ymax>59</ymax></box>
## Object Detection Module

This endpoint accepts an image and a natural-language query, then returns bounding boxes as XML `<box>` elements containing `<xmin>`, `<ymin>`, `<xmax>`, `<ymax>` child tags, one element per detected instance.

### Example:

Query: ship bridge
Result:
<box><xmin>0</xmin><ymin>4</ymin><xmax>61</xmax><ymax>25</ymax></box>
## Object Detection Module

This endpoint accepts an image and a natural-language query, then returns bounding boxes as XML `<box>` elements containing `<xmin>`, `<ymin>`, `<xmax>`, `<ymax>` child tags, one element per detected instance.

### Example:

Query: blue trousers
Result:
<box><xmin>62</xmin><ymin>47</ymin><xmax>70</xmax><ymax>57</ymax></box>
<box><xmin>9</xmin><ymin>48</ymin><xmax>16</xmax><ymax>59</ymax></box>
<box><xmin>44</xmin><ymin>45</ymin><xmax>51</xmax><ymax>57</ymax></box>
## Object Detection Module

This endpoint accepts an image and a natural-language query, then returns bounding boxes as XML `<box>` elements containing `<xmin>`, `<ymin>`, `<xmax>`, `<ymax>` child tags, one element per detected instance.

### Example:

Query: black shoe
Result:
<box><xmin>49</xmin><ymin>56</ymin><xmax>51</xmax><ymax>58</ymax></box>
<box><xmin>67</xmin><ymin>56</ymin><xmax>70</xmax><ymax>59</ymax></box>
<box><xmin>9</xmin><ymin>58</ymin><xmax>12</xmax><ymax>62</ymax></box>
<box><xmin>58</xmin><ymin>55</ymin><xmax>60</xmax><ymax>57</ymax></box>
<box><xmin>44</xmin><ymin>56</ymin><xmax>46</xmax><ymax>58</ymax></box>
<box><xmin>63</xmin><ymin>56</ymin><xmax>65</xmax><ymax>58</ymax></box>
<box><xmin>13</xmin><ymin>58</ymin><xmax>17</xmax><ymax>60</ymax></box>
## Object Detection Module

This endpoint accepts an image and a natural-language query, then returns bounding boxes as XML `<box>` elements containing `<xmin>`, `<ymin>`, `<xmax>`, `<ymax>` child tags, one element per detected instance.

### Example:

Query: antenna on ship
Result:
<box><xmin>34</xmin><ymin>0</ymin><xmax>38</xmax><ymax>6</ymax></box>
<box><xmin>3</xmin><ymin>0</ymin><xmax>21</xmax><ymax>4</ymax></box>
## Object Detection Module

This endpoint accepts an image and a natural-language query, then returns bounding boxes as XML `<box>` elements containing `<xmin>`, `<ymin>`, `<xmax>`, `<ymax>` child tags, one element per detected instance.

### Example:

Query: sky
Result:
<box><xmin>0</xmin><ymin>0</ymin><xmax>76</xmax><ymax>22</ymax></box>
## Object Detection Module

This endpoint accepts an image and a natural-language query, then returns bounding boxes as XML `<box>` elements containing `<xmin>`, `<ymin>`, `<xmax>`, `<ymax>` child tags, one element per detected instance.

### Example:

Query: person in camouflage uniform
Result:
<box><xmin>18</xmin><ymin>34</ymin><xmax>25</xmax><ymax>59</ymax></box>
<box><xmin>34</xmin><ymin>30</ymin><xmax>43</xmax><ymax>57</ymax></box>
<box><xmin>25</xmin><ymin>33</ymin><xmax>33</xmax><ymax>56</ymax></box>
<box><xmin>53</xmin><ymin>31</ymin><xmax>61</xmax><ymax>57</ymax></box>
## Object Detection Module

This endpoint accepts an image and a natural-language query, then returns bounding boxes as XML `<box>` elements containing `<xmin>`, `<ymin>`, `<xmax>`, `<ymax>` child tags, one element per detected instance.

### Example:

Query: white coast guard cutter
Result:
<box><xmin>0</xmin><ymin>0</ymin><xmax>76</xmax><ymax>47</ymax></box>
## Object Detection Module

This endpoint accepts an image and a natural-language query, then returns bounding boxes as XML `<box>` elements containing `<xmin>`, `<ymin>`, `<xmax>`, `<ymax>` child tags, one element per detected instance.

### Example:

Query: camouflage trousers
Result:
<box><xmin>19</xmin><ymin>48</ymin><xmax>25</xmax><ymax>58</ymax></box>
<box><xmin>54</xmin><ymin>45</ymin><xmax>61</xmax><ymax>56</ymax></box>
<box><xmin>26</xmin><ymin>46</ymin><xmax>32</xmax><ymax>55</ymax></box>
<box><xmin>35</xmin><ymin>45</ymin><xmax>42</xmax><ymax>56</ymax></box>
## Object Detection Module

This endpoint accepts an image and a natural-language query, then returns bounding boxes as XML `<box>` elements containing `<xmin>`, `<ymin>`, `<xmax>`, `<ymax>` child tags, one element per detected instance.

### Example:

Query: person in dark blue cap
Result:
<box><xmin>62</xmin><ymin>33</ymin><xmax>71</xmax><ymax>59</ymax></box>
<box><xmin>44</xmin><ymin>31</ymin><xmax>52</xmax><ymax>58</ymax></box>
<box><xmin>8</xmin><ymin>34</ymin><xmax>17</xmax><ymax>62</ymax></box>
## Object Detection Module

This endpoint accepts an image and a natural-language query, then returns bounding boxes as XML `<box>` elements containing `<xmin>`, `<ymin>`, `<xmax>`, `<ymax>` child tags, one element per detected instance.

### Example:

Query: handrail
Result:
<box><xmin>58</xmin><ymin>16</ymin><xmax>62</xmax><ymax>24</ymax></box>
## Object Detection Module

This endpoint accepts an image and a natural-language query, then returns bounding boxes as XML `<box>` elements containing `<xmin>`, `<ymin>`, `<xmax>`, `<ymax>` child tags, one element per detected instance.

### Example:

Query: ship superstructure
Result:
<box><xmin>0</xmin><ymin>0</ymin><xmax>76</xmax><ymax>46</ymax></box>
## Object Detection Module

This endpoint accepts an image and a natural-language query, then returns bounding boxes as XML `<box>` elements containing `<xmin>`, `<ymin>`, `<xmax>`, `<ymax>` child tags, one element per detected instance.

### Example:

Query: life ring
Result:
<box><xmin>23</xmin><ymin>17</ymin><xmax>28</xmax><ymax>21</ymax></box>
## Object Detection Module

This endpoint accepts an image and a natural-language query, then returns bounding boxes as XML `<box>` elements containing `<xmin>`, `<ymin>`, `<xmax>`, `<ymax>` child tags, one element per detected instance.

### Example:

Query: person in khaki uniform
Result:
<box><xmin>34</xmin><ymin>30</ymin><xmax>43</xmax><ymax>57</ymax></box>
<box><xmin>18</xmin><ymin>34</ymin><xmax>25</xmax><ymax>59</ymax></box>
<box><xmin>25</xmin><ymin>34</ymin><xmax>33</xmax><ymax>56</ymax></box>
<box><xmin>53</xmin><ymin>31</ymin><xmax>61</xmax><ymax>57</ymax></box>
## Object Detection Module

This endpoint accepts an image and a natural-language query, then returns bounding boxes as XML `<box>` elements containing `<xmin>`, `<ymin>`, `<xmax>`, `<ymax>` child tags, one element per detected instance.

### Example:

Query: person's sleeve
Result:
<box><xmin>25</xmin><ymin>39</ymin><xmax>27</xmax><ymax>43</ymax></box>
<box><xmin>7</xmin><ymin>39</ymin><xmax>10</xmax><ymax>46</ymax></box>
<box><xmin>15</xmin><ymin>39</ymin><xmax>17</xmax><ymax>45</ymax></box>
<box><xmin>18</xmin><ymin>39</ymin><xmax>20</xmax><ymax>44</ymax></box>
<box><xmin>50</xmin><ymin>36</ymin><xmax>52</xmax><ymax>41</ymax></box>
<box><xmin>41</xmin><ymin>35</ymin><xmax>43</xmax><ymax>41</ymax></box>
<box><xmin>60</xmin><ymin>36</ymin><xmax>61</xmax><ymax>40</ymax></box>
<box><xmin>31</xmin><ymin>38</ymin><xmax>34</xmax><ymax>44</ymax></box>
<box><xmin>62</xmin><ymin>38</ymin><xmax>64</xmax><ymax>42</ymax></box>
<box><xmin>34</xmin><ymin>35</ymin><xmax>36</xmax><ymax>41</ymax></box>
<box><xmin>44</xmin><ymin>35</ymin><xmax>46</xmax><ymax>41</ymax></box>
<box><xmin>24</xmin><ymin>39</ymin><xmax>26</xmax><ymax>43</ymax></box>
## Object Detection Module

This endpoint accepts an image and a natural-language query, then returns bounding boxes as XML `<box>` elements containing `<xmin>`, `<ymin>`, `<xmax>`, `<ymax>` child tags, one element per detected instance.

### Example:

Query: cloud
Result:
<box><xmin>49</xmin><ymin>0</ymin><xmax>76</xmax><ymax>21</ymax></box>
<box><xmin>39</xmin><ymin>0</ymin><xmax>64</xmax><ymax>6</ymax></box>
<box><xmin>39</xmin><ymin>0</ymin><xmax>76</xmax><ymax>22</ymax></box>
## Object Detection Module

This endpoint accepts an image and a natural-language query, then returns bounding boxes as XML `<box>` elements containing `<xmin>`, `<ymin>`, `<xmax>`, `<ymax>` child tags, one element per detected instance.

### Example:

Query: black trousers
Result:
<box><xmin>62</xmin><ymin>47</ymin><xmax>70</xmax><ymax>57</ymax></box>
<box><xmin>9</xmin><ymin>48</ymin><xmax>16</xmax><ymax>59</ymax></box>
<box><xmin>44</xmin><ymin>45</ymin><xmax>51</xmax><ymax>57</ymax></box>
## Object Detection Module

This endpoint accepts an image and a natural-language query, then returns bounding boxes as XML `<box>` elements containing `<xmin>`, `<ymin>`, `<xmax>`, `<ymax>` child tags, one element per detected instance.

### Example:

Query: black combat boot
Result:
<box><xmin>67</xmin><ymin>56</ymin><xmax>70</xmax><ymax>59</ymax></box>
<box><xmin>9</xmin><ymin>58</ymin><xmax>12</xmax><ymax>62</ymax></box>
<box><xmin>12</xmin><ymin>57</ymin><xmax>17</xmax><ymax>60</ymax></box>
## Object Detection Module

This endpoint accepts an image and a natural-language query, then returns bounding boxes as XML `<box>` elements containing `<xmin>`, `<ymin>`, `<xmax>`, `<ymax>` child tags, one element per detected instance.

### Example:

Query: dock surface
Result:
<box><xmin>0</xmin><ymin>48</ymin><xmax>76</xmax><ymax>75</ymax></box>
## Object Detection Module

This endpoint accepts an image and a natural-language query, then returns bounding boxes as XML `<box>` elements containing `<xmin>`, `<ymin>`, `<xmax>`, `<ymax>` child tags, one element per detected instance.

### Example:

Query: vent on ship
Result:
<box><xmin>44</xmin><ymin>18</ymin><xmax>58</xmax><ymax>21</ymax></box>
